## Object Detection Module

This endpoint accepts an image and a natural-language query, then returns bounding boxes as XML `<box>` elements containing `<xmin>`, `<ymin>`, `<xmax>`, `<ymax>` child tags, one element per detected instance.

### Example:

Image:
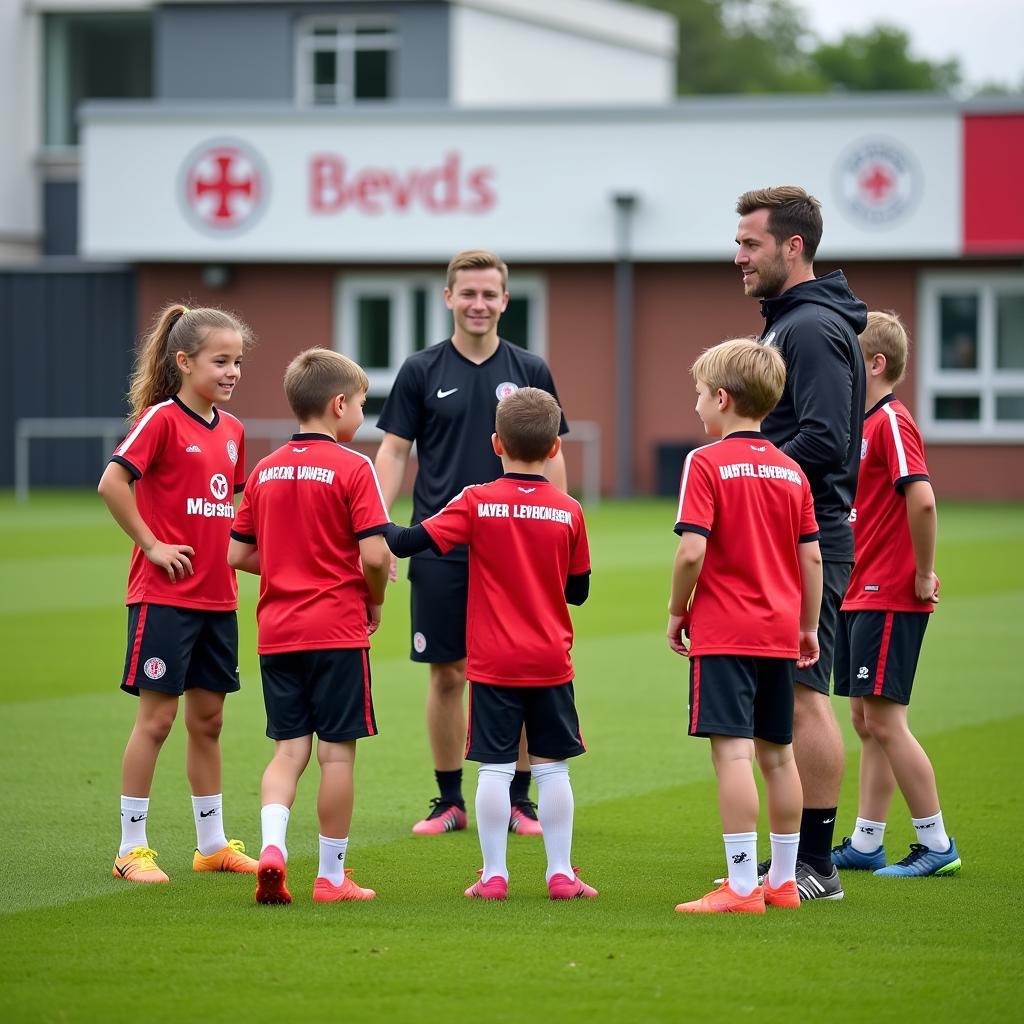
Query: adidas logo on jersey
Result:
<box><xmin>185</xmin><ymin>444</ymin><xmax>202</xmax><ymax>453</ymax></box>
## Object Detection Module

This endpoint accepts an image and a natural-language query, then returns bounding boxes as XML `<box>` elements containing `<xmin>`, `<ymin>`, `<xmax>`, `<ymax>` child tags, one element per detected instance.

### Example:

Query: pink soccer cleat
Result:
<box><xmin>411</xmin><ymin>799</ymin><xmax>468</xmax><ymax>835</ymax></box>
<box><xmin>465</xmin><ymin>869</ymin><xmax>509</xmax><ymax>900</ymax></box>
<box><xmin>255</xmin><ymin>845</ymin><xmax>291</xmax><ymax>905</ymax></box>
<box><xmin>547</xmin><ymin>868</ymin><xmax>598</xmax><ymax>900</ymax></box>
<box><xmin>312</xmin><ymin>869</ymin><xmax>376</xmax><ymax>902</ymax></box>
<box><xmin>508</xmin><ymin>801</ymin><xmax>543</xmax><ymax>836</ymax></box>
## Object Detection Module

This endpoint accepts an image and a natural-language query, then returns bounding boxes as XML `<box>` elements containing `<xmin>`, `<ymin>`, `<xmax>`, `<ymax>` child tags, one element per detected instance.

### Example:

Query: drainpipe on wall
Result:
<box><xmin>612</xmin><ymin>192</ymin><xmax>637</xmax><ymax>498</ymax></box>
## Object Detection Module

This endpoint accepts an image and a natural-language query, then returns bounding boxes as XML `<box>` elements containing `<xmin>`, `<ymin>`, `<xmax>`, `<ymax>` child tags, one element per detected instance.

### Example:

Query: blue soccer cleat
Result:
<box><xmin>874</xmin><ymin>838</ymin><xmax>962</xmax><ymax>877</ymax></box>
<box><xmin>832</xmin><ymin>837</ymin><xmax>887</xmax><ymax>871</ymax></box>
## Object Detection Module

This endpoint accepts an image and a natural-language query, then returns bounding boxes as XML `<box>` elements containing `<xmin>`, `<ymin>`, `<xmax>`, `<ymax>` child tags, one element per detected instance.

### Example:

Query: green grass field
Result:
<box><xmin>1</xmin><ymin>492</ymin><xmax>1022</xmax><ymax>1023</ymax></box>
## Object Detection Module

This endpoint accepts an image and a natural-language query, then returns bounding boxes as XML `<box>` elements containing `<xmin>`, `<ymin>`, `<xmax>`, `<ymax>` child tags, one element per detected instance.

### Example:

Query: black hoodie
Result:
<box><xmin>759</xmin><ymin>270</ymin><xmax>868</xmax><ymax>562</ymax></box>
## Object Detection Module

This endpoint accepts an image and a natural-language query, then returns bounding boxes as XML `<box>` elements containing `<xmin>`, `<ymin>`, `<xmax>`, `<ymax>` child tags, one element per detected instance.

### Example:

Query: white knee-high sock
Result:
<box><xmin>476</xmin><ymin>763</ymin><xmax>515</xmax><ymax>882</ymax></box>
<box><xmin>120</xmin><ymin>796</ymin><xmax>150</xmax><ymax>857</ymax></box>
<box><xmin>192</xmin><ymin>793</ymin><xmax>228</xmax><ymax>856</ymax></box>
<box><xmin>261</xmin><ymin>803</ymin><xmax>290</xmax><ymax>860</ymax></box>
<box><xmin>532</xmin><ymin>761</ymin><xmax>574</xmax><ymax>882</ymax></box>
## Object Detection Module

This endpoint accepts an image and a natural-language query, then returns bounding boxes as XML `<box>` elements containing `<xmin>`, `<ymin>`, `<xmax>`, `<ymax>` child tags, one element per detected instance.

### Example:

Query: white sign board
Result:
<box><xmin>81</xmin><ymin>105</ymin><xmax>961</xmax><ymax>262</ymax></box>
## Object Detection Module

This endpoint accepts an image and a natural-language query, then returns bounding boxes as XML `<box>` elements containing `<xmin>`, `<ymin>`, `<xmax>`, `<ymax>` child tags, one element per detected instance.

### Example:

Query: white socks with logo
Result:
<box><xmin>476</xmin><ymin>762</ymin><xmax>515</xmax><ymax>882</ymax></box>
<box><xmin>318</xmin><ymin>835</ymin><xmax>349</xmax><ymax>885</ymax></box>
<box><xmin>768</xmin><ymin>832</ymin><xmax>800</xmax><ymax>889</ymax></box>
<box><xmin>851</xmin><ymin>817</ymin><xmax>887</xmax><ymax>853</ymax></box>
<box><xmin>912</xmin><ymin>811</ymin><xmax>950</xmax><ymax>852</ymax></box>
<box><xmin>723</xmin><ymin>831</ymin><xmax>758</xmax><ymax>896</ymax></box>
<box><xmin>192</xmin><ymin>793</ymin><xmax>228</xmax><ymax>856</ymax></box>
<box><xmin>119</xmin><ymin>796</ymin><xmax>150</xmax><ymax>857</ymax></box>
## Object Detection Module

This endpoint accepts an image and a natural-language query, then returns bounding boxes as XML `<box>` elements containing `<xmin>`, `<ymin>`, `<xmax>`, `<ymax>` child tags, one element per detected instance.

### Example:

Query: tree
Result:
<box><xmin>628</xmin><ymin>0</ymin><xmax>963</xmax><ymax>95</ymax></box>
<box><xmin>810</xmin><ymin>25</ymin><xmax>961</xmax><ymax>93</ymax></box>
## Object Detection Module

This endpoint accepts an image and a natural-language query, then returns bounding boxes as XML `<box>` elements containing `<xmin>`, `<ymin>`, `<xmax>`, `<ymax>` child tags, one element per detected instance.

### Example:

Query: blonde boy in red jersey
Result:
<box><xmin>229</xmin><ymin>349</ymin><xmax>390</xmax><ymax>904</ymax></box>
<box><xmin>383</xmin><ymin>387</ymin><xmax>595</xmax><ymax>900</ymax></box>
<box><xmin>831</xmin><ymin>311</ymin><xmax>961</xmax><ymax>878</ymax></box>
<box><xmin>669</xmin><ymin>338</ymin><xmax>823</xmax><ymax>912</ymax></box>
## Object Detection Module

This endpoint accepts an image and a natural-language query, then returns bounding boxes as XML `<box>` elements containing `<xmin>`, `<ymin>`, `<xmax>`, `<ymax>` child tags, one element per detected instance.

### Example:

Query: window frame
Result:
<box><xmin>917</xmin><ymin>271</ymin><xmax>1024</xmax><ymax>443</ymax></box>
<box><xmin>293</xmin><ymin>15</ymin><xmax>397</xmax><ymax>107</ymax></box>
<box><xmin>334</xmin><ymin>272</ymin><xmax>548</xmax><ymax>409</ymax></box>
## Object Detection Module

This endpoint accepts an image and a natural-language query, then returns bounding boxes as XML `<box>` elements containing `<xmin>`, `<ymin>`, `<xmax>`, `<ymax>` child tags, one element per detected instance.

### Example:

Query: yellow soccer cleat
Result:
<box><xmin>193</xmin><ymin>838</ymin><xmax>258</xmax><ymax>874</ymax></box>
<box><xmin>113</xmin><ymin>847</ymin><xmax>170</xmax><ymax>884</ymax></box>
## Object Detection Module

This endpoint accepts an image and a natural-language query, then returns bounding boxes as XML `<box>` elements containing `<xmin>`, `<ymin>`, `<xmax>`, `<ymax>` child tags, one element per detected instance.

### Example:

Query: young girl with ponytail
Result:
<box><xmin>98</xmin><ymin>303</ymin><xmax>256</xmax><ymax>883</ymax></box>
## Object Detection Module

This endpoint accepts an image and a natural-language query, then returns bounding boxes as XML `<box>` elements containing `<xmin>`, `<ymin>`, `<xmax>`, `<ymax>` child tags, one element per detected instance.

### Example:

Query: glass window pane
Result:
<box><xmin>939</xmin><ymin>294</ymin><xmax>979</xmax><ymax>371</ymax></box>
<box><xmin>313</xmin><ymin>49</ymin><xmax>336</xmax><ymax>86</ymax></box>
<box><xmin>412</xmin><ymin>288</ymin><xmax>429</xmax><ymax>351</ymax></box>
<box><xmin>364</xmin><ymin>395</ymin><xmax>387</xmax><ymax>417</ymax></box>
<box><xmin>934</xmin><ymin>394</ymin><xmax>981</xmax><ymax>421</ymax></box>
<box><xmin>996</xmin><ymin>294</ymin><xmax>1024</xmax><ymax>370</ymax></box>
<box><xmin>313</xmin><ymin>25</ymin><xmax>337</xmax><ymax>37</ymax></box>
<box><xmin>501</xmin><ymin>297</ymin><xmax>530</xmax><ymax>349</ymax></box>
<box><xmin>357</xmin><ymin>297</ymin><xmax>391</xmax><ymax>368</ymax></box>
<box><xmin>996</xmin><ymin>394</ymin><xmax>1024</xmax><ymax>421</ymax></box>
<box><xmin>354</xmin><ymin>48</ymin><xmax>389</xmax><ymax>99</ymax></box>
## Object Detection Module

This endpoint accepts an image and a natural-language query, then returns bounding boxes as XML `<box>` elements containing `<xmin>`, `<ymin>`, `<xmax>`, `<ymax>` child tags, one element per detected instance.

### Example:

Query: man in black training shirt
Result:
<box><xmin>374</xmin><ymin>250</ymin><xmax>568</xmax><ymax>835</ymax></box>
<box><xmin>734</xmin><ymin>186</ymin><xmax>867</xmax><ymax>901</ymax></box>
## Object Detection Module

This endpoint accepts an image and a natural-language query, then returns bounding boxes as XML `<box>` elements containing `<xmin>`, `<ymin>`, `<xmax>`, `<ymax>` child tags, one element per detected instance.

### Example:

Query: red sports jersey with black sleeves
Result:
<box><xmin>675</xmin><ymin>432</ymin><xmax>819</xmax><ymax>658</ymax></box>
<box><xmin>110</xmin><ymin>397</ymin><xmax>245</xmax><ymax>611</ymax></box>
<box><xmin>421</xmin><ymin>475</ymin><xmax>590</xmax><ymax>687</ymax></box>
<box><xmin>231</xmin><ymin>434</ymin><xmax>390</xmax><ymax>654</ymax></box>
<box><xmin>843</xmin><ymin>396</ymin><xmax>934</xmax><ymax>613</ymax></box>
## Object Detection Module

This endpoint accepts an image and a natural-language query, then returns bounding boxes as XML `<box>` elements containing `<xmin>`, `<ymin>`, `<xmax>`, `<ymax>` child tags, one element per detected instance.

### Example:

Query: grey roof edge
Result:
<box><xmin>79</xmin><ymin>92</ymin><xmax>1024</xmax><ymax>126</ymax></box>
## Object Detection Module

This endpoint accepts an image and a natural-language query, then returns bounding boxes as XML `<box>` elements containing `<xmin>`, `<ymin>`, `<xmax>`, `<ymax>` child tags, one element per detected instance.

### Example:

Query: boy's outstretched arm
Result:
<box><xmin>667</xmin><ymin>533</ymin><xmax>706</xmax><ymax>656</ymax></box>
<box><xmin>227</xmin><ymin>537</ymin><xmax>260</xmax><ymax>575</ymax></box>
<box><xmin>904</xmin><ymin>480</ymin><xmax>940</xmax><ymax>603</ymax></box>
<box><xmin>797</xmin><ymin>540</ymin><xmax>823</xmax><ymax>669</ymax></box>
<box><xmin>382</xmin><ymin>522</ymin><xmax>443</xmax><ymax>559</ymax></box>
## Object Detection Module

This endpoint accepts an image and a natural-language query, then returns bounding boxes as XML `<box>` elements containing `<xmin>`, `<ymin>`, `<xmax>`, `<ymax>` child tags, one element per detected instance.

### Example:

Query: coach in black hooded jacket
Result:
<box><xmin>760</xmin><ymin>271</ymin><xmax>867</xmax><ymax>562</ymax></box>
<box><xmin>734</xmin><ymin>186</ymin><xmax>867</xmax><ymax>903</ymax></box>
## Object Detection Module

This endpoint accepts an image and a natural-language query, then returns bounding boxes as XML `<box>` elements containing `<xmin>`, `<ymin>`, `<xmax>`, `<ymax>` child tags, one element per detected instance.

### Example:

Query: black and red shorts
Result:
<box><xmin>688</xmin><ymin>655</ymin><xmax>794</xmax><ymax>745</ymax></box>
<box><xmin>466</xmin><ymin>681</ymin><xmax>586</xmax><ymax>764</ymax></box>
<box><xmin>834</xmin><ymin>610</ymin><xmax>930</xmax><ymax>705</ymax></box>
<box><xmin>259</xmin><ymin>647</ymin><xmax>377</xmax><ymax>742</ymax></box>
<box><xmin>121</xmin><ymin>603</ymin><xmax>239</xmax><ymax>697</ymax></box>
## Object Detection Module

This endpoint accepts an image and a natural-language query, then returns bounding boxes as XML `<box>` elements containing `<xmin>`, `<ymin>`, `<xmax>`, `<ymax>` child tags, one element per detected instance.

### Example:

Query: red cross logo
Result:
<box><xmin>183</xmin><ymin>143</ymin><xmax>265</xmax><ymax>232</ymax></box>
<box><xmin>859</xmin><ymin>164</ymin><xmax>894</xmax><ymax>203</ymax></box>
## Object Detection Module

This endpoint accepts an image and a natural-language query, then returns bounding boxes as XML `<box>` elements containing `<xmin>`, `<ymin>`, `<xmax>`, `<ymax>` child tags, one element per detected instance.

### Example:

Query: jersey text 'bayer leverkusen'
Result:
<box><xmin>843</xmin><ymin>396</ymin><xmax>935</xmax><ymax>614</ymax></box>
<box><xmin>422</xmin><ymin>474</ymin><xmax>589</xmax><ymax>686</ymax></box>
<box><xmin>675</xmin><ymin>431</ymin><xmax>818</xmax><ymax>658</ymax></box>
<box><xmin>232</xmin><ymin>434</ymin><xmax>390</xmax><ymax>654</ymax></box>
<box><xmin>111</xmin><ymin>396</ymin><xmax>245</xmax><ymax>611</ymax></box>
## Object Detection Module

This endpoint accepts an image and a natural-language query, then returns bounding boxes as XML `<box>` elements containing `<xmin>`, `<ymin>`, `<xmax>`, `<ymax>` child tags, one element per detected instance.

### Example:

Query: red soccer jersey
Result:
<box><xmin>421</xmin><ymin>474</ymin><xmax>590</xmax><ymax>687</ymax></box>
<box><xmin>111</xmin><ymin>397</ymin><xmax>245</xmax><ymax>611</ymax></box>
<box><xmin>675</xmin><ymin>431</ymin><xmax>819</xmax><ymax>658</ymax></box>
<box><xmin>843</xmin><ymin>396</ymin><xmax>934</xmax><ymax>613</ymax></box>
<box><xmin>232</xmin><ymin>434</ymin><xmax>390</xmax><ymax>654</ymax></box>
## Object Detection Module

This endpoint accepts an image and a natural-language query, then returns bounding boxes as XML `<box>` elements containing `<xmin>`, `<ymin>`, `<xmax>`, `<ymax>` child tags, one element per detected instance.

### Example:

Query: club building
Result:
<box><xmin>2</xmin><ymin>0</ymin><xmax>1023</xmax><ymax>498</ymax></box>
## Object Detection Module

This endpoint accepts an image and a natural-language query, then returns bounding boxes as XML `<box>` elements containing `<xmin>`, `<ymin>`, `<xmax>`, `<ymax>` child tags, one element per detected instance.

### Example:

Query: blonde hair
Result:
<box><xmin>691</xmin><ymin>338</ymin><xmax>787</xmax><ymax>420</ymax></box>
<box><xmin>284</xmin><ymin>348</ymin><xmax>369</xmax><ymax>422</ymax></box>
<box><xmin>495</xmin><ymin>387</ymin><xmax>561</xmax><ymax>462</ymax></box>
<box><xmin>128</xmin><ymin>303</ymin><xmax>253</xmax><ymax>420</ymax></box>
<box><xmin>735</xmin><ymin>185</ymin><xmax>823</xmax><ymax>261</ymax></box>
<box><xmin>860</xmin><ymin>310</ymin><xmax>909</xmax><ymax>385</ymax></box>
<box><xmin>446</xmin><ymin>249</ymin><xmax>509</xmax><ymax>292</ymax></box>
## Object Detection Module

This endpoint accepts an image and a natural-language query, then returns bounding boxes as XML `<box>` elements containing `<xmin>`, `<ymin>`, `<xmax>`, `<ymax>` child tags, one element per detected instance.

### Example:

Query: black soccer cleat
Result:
<box><xmin>795</xmin><ymin>860</ymin><xmax>845</xmax><ymax>901</ymax></box>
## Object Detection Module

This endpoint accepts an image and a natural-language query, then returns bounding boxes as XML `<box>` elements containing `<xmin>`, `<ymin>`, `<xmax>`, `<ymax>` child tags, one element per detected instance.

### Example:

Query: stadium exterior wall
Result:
<box><xmin>136</xmin><ymin>259</ymin><xmax>1024</xmax><ymax>502</ymax></box>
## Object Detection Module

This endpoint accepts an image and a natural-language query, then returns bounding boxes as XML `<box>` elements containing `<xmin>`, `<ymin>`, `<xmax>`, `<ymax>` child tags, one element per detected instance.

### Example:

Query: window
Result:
<box><xmin>918</xmin><ymin>272</ymin><xmax>1024</xmax><ymax>441</ymax></box>
<box><xmin>44</xmin><ymin>13</ymin><xmax>153</xmax><ymax>147</ymax></box>
<box><xmin>336</xmin><ymin>274</ymin><xmax>547</xmax><ymax>420</ymax></box>
<box><xmin>295</xmin><ymin>18</ymin><xmax>396</xmax><ymax>105</ymax></box>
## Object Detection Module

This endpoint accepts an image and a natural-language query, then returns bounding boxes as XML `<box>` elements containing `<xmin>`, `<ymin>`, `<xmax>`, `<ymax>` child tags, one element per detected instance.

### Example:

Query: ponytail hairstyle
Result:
<box><xmin>127</xmin><ymin>303</ymin><xmax>254</xmax><ymax>420</ymax></box>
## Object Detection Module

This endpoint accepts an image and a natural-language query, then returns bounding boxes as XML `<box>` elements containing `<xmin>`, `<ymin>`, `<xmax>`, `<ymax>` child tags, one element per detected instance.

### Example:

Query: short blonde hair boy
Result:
<box><xmin>691</xmin><ymin>338</ymin><xmax>787</xmax><ymax>420</ymax></box>
<box><xmin>859</xmin><ymin>310</ymin><xmax>909</xmax><ymax>385</ymax></box>
<box><xmin>284</xmin><ymin>348</ymin><xmax>369</xmax><ymax>422</ymax></box>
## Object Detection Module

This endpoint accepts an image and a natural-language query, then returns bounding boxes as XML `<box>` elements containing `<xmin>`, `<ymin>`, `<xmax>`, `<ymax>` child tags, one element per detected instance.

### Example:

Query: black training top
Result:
<box><xmin>376</xmin><ymin>338</ymin><xmax>568</xmax><ymax>561</ymax></box>
<box><xmin>759</xmin><ymin>270</ymin><xmax>868</xmax><ymax>562</ymax></box>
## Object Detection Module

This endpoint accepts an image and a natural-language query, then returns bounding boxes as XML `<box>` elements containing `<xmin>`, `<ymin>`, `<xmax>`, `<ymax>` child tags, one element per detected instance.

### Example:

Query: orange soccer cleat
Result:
<box><xmin>312</xmin><ymin>869</ymin><xmax>376</xmax><ymax>902</ymax></box>
<box><xmin>193</xmin><ymin>838</ymin><xmax>258</xmax><ymax>874</ymax></box>
<box><xmin>675</xmin><ymin>881</ymin><xmax>766</xmax><ymax>914</ymax></box>
<box><xmin>763</xmin><ymin>879</ymin><xmax>801</xmax><ymax>908</ymax></box>
<box><xmin>113</xmin><ymin>847</ymin><xmax>170</xmax><ymax>884</ymax></box>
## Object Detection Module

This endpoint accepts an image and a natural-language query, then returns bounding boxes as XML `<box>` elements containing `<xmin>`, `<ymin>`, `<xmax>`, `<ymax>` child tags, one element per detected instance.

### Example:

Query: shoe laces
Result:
<box><xmin>897</xmin><ymin>843</ymin><xmax>930</xmax><ymax>866</ymax></box>
<box><xmin>226</xmin><ymin>839</ymin><xmax>247</xmax><ymax>856</ymax></box>
<box><xmin>512</xmin><ymin>800</ymin><xmax>539</xmax><ymax>820</ymax></box>
<box><xmin>129</xmin><ymin>847</ymin><xmax>159</xmax><ymax>870</ymax></box>
<box><xmin>425</xmin><ymin>797</ymin><xmax>461</xmax><ymax>820</ymax></box>
<box><xmin>832</xmin><ymin>837</ymin><xmax>854</xmax><ymax>855</ymax></box>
